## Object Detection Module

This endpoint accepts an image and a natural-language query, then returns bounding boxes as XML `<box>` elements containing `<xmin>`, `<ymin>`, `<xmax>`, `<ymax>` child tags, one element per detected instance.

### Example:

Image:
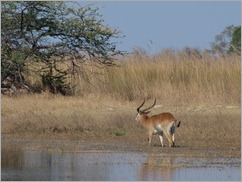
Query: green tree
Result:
<box><xmin>229</xmin><ymin>26</ymin><xmax>241</xmax><ymax>54</ymax></box>
<box><xmin>209</xmin><ymin>25</ymin><xmax>241</xmax><ymax>56</ymax></box>
<box><xmin>1</xmin><ymin>2</ymin><xmax>124</xmax><ymax>95</ymax></box>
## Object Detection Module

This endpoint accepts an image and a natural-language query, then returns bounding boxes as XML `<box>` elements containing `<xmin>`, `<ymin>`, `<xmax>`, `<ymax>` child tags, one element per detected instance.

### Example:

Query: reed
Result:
<box><xmin>67</xmin><ymin>50</ymin><xmax>240</xmax><ymax>106</ymax></box>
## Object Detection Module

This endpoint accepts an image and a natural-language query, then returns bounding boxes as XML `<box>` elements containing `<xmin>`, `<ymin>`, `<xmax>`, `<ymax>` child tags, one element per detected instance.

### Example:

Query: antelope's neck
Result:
<box><xmin>140</xmin><ymin>115</ymin><xmax>150</xmax><ymax>126</ymax></box>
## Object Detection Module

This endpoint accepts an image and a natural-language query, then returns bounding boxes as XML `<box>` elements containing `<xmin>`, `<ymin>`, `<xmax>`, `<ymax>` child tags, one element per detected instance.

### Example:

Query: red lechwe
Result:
<box><xmin>135</xmin><ymin>98</ymin><xmax>181</xmax><ymax>147</ymax></box>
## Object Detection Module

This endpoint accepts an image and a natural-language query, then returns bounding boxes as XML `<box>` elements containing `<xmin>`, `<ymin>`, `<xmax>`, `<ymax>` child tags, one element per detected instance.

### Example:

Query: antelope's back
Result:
<box><xmin>152</xmin><ymin>112</ymin><xmax>176</xmax><ymax>124</ymax></box>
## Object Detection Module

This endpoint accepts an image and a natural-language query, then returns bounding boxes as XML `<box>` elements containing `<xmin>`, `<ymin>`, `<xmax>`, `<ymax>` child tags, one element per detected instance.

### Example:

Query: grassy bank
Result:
<box><xmin>2</xmin><ymin>52</ymin><xmax>241</xmax><ymax>150</ymax></box>
<box><xmin>2</xmin><ymin>94</ymin><xmax>240</xmax><ymax>150</ymax></box>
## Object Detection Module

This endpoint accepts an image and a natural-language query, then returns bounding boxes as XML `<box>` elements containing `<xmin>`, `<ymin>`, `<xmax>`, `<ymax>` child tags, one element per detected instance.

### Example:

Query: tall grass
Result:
<box><xmin>24</xmin><ymin>50</ymin><xmax>240</xmax><ymax>106</ymax></box>
<box><xmin>68</xmin><ymin>51</ymin><xmax>240</xmax><ymax>106</ymax></box>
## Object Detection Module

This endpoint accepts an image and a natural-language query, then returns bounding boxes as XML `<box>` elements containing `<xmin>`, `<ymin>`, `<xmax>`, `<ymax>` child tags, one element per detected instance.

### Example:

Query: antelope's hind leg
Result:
<box><xmin>170</xmin><ymin>124</ymin><xmax>176</xmax><ymax>147</ymax></box>
<box><xmin>171</xmin><ymin>133</ymin><xmax>175</xmax><ymax>147</ymax></box>
<box><xmin>164</xmin><ymin>130</ymin><xmax>174</xmax><ymax>147</ymax></box>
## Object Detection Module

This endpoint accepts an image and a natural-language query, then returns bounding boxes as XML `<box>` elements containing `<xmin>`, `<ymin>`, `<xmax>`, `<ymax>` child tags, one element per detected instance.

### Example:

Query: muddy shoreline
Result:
<box><xmin>2</xmin><ymin>133</ymin><xmax>240</xmax><ymax>159</ymax></box>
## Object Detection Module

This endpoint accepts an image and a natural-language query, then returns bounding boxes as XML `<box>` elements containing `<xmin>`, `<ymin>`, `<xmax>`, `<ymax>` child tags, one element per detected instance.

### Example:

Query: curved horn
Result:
<box><xmin>137</xmin><ymin>99</ymin><xmax>146</xmax><ymax>113</ymax></box>
<box><xmin>142</xmin><ymin>98</ymin><xmax>156</xmax><ymax>112</ymax></box>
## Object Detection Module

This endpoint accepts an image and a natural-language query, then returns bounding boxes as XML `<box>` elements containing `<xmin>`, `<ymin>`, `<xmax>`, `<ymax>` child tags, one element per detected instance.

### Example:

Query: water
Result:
<box><xmin>2</xmin><ymin>146</ymin><xmax>240</xmax><ymax>181</ymax></box>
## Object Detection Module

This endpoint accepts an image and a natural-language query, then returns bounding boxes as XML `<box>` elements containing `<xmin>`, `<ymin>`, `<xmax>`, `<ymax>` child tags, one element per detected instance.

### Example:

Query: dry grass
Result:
<box><xmin>25</xmin><ymin>51</ymin><xmax>241</xmax><ymax>106</ymax></box>
<box><xmin>100</xmin><ymin>52</ymin><xmax>240</xmax><ymax>106</ymax></box>
<box><xmin>2</xmin><ymin>94</ymin><xmax>240</xmax><ymax>150</ymax></box>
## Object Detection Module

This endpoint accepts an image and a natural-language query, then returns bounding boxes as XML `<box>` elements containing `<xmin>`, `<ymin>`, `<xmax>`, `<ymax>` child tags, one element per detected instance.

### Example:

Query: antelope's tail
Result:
<box><xmin>175</xmin><ymin>120</ymin><xmax>181</xmax><ymax>128</ymax></box>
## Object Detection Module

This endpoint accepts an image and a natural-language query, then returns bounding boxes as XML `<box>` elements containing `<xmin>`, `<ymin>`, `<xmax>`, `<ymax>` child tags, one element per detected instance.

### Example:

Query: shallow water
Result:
<box><xmin>1</xmin><ymin>144</ymin><xmax>240</xmax><ymax>181</ymax></box>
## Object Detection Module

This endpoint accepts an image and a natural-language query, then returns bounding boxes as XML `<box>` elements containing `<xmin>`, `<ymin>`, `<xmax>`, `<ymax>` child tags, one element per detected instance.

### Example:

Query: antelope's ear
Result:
<box><xmin>144</xmin><ymin>111</ymin><xmax>151</xmax><ymax>114</ymax></box>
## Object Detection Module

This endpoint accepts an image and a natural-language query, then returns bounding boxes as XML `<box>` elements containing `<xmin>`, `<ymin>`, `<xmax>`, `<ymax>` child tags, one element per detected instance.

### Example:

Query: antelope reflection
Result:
<box><xmin>139</xmin><ymin>154</ymin><xmax>175</xmax><ymax>181</ymax></box>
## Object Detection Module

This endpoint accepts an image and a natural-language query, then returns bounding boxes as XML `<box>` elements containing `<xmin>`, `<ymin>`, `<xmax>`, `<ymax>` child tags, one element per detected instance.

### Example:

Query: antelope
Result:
<box><xmin>135</xmin><ymin>98</ymin><xmax>181</xmax><ymax>147</ymax></box>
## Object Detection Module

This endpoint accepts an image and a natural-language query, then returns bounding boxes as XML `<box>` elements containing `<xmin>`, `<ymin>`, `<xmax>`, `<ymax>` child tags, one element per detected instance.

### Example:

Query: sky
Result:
<box><xmin>79</xmin><ymin>1</ymin><xmax>241</xmax><ymax>54</ymax></box>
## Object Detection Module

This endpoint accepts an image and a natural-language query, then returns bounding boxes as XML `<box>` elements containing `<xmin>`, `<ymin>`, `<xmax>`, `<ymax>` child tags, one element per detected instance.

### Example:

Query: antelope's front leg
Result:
<box><xmin>159</xmin><ymin>132</ymin><xmax>164</xmax><ymax>147</ymax></box>
<box><xmin>148</xmin><ymin>130</ymin><xmax>153</xmax><ymax>146</ymax></box>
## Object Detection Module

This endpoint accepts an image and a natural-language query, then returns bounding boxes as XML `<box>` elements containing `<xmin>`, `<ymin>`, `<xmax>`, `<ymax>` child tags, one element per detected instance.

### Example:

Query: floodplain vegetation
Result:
<box><xmin>2</xmin><ymin>51</ymin><xmax>241</xmax><ymax>153</ymax></box>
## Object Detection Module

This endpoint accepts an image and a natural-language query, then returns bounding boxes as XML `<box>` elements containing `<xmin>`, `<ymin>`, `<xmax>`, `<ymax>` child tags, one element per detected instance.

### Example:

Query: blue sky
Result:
<box><xmin>79</xmin><ymin>1</ymin><xmax>241</xmax><ymax>54</ymax></box>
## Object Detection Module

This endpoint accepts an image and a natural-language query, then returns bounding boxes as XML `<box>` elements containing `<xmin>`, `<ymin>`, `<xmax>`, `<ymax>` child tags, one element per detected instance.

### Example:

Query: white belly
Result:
<box><xmin>153</xmin><ymin>124</ymin><xmax>163</xmax><ymax>135</ymax></box>
<box><xmin>154</xmin><ymin>124</ymin><xmax>163</xmax><ymax>131</ymax></box>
